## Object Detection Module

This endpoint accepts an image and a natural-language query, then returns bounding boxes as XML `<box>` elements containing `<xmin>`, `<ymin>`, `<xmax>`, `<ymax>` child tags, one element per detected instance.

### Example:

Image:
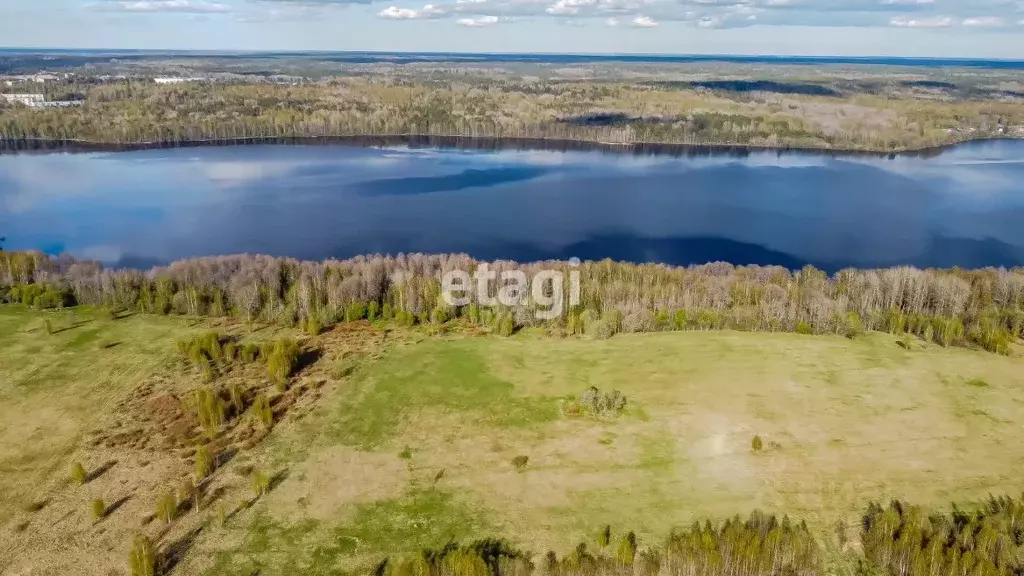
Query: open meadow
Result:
<box><xmin>1</xmin><ymin>304</ymin><xmax>1023</xmax><ymax>575</ymax></box>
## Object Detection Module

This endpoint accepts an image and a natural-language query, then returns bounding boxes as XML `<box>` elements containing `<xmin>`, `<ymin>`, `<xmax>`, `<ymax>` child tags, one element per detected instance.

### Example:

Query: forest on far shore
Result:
<box><xmin>1</xmin><ymin>78</ymin><xmax>1022</xmax><ymax>152</ymax></box>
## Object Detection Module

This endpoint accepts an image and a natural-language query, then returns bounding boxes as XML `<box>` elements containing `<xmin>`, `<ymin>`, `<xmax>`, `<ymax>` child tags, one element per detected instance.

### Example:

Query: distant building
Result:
<box><xmin>0</xmin><ymin>93</ymin><xmax>82</xmax><ymax>109</ymax></box>
<box><xmin>1</xmin><ymin>93</ymin><xmax>45</xmax><ymax>106</ymax></box>
<box><xmin>154</xmin><ymin>77</ymin><xmax>204</xmax><ymax>84</ymax></box>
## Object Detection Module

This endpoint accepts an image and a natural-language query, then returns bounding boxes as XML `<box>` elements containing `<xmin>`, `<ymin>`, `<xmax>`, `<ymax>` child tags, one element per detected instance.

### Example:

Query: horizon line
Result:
<box><xmin>2</xmin><ymin>47</ymin><xmax>1024</xmax><ymax>63</ymax></box>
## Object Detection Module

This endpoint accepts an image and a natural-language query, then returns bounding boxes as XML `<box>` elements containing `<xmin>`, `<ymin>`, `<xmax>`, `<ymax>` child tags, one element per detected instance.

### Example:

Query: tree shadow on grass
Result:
<box><xmin>51</xmin><ymin>319</ymin><xmax>94</xmax><ymax>334</ymax></box>
<box><xmin>160</xmin><ymin>524</ymin><xmax>206</xmax><ymax>574</ymax></box>
<box><xmin>104</xmin><ymin>494</ymin><xmax>133</xmax><ymax>517</ymax></box>
<box><xmin>86</xmin><ymin>460</ymin><xmax>117</xmax><ymax>482</ymax></box>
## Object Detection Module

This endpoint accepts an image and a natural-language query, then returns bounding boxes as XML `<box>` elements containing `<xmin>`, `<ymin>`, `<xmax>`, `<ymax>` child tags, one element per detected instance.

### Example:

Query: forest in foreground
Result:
<box><xmin>1</xmin><ymin>78</ymin><xmax>1022</xmax><ymax>152</ymax></box>
<box><xmin>3</xmin><ymin>250</ymin><xmax>1023</xmax><ymax>355</ymax></box>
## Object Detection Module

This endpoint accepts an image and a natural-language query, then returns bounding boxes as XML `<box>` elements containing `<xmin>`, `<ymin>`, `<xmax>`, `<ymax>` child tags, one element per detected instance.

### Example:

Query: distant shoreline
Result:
<box><xmin>1</xmin><ymin>134</ymin><xmax>1019</xmax><ymax>158</ymax></box>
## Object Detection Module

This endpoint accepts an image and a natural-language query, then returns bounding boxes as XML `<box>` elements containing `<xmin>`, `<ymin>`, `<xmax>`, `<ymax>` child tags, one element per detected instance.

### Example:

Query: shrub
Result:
<box><xmin>622</xmin><ymin>310</ymin><xmax>655</xmax><ymax>333</ymax></box>
<box><xmin>967</xmin><ymin>378</ymin><xmax>989</xmax><ymax>388</ymax></box>
<box><xmin>588</xmin><ymin>319</ymin><xmax>616</xmax><ymax>340</ymax></box>
<box><xmin>266</xmin><ymin>338</ymin><xmax>300</xmax><ymax>386</ymax></box>
<box><xmin>578</xmin><ymin>387</ymin><xmax>627</xmax><ymax>417</ymax></box>
<box><xmin>396</xmin><ymin>310</ymin><xmax>415</xmax><ymax>327</ymax></box>
<box><xmin>195</xmin><ymin>445</ymin><xmax>214</xmax><ymax>480</ymax></box>
<box><xmin>431</xmin><ymin>304</ymin><xmax>452</xmax><ymax>325</ymax></box>
<box><xmin>44</xmin><ymin>319</ymin><xmax>53</xmax><ymax>335</ymax></box>
<box><xmin>368</xmin><ymin>301</ymin><xmax>380</xmax><ymax>322</ymax></box>
<box><xmin>497</xmin><ymin>314</ymin><xmax>515</xmax><ymax>337</ymax></box>
<box><xmin>239</xmin><ymin>343</ymin><xmax>260</xmax><ymax>363</ymax></box>
<box><xmin>303</xmin><ymin>317</ymin><xmax>322</xmax><ymax>336</ymax></box>
<box><xmin>846</xmin><ymin>313</ymin><xmax>864</xmax><ymax>339</ymax></box>
<box><xmin>251</xmin><ymin>470</ymin><xmax>270</xmax><ymax>498</ymax></box>
<box><xmin>796</xmin><ymin>322</ymin><xmax>814</xmax><ymax>335</ymax></box>
<box><xmin>399</xmin><ymin>446</ymin><xmax>413</xmax><ymax>460</ymax></box>
<box><xmin>229</xmin><ymin>384</ymin><xmax>245</xmax><ymax>414</ymax></box>
<box><xmin>91</xmin><ymin>497</ymin><xmax>106</xmax><ymax>520</ymax></box>
<box><xmin>615</xmin><ymin>531</ymin><xmax>637</xmax><ymax>565</ymax></box>
<box><xmin>156</xmin><ymin>490</ymin><xmax>177</xmax><ymax>523</ymax></box>
<box><xmin>595</xmin><ymin>525</ymin><xmax>611</xmax><ymax>548</ymax></box>
<box><xmin>252</xmin><ymin>394</ymin><xmax>274</xmax><ymax>429</ymax></box>
<box><xmin>179</xmin><ymin>478</ymin><xmax>199</xmax><ymax>512</ymax></box>
<box><xmin>193</xmin><ymin>387</ymin><xmax>226</xmax><ymax>439</ymax></box>
<box><xmin>381</xmin><ymin>302</ymin><xmax>393</xmax><ymax>320</ymax></box>
<box><xmin>511</xmin><ymin>455</ymin><xmax>529</xmax><ymax>469</ymax></box>
<box><xmin>674</xmin><ymin>310</ymin><xmax>688</xmax><ymax>330</ymax></box>
<box><xmin>751</xmin><ymin>435</ymin><xmax>764</xmax><ymax>453</ymax></box>
<box><xmin>345</xmin><ymin>301</ymin><xmax>367</xmax><ymax>322</ymax></box>
<box><xmin>128</xmin><ymin>534</ymin><xmax>156</xmax><ymax>576</ymax></box>
<box><xmin>71</xmin><ymin>462</ymin><xmax>88</xmax><ymax>485</ymax></box>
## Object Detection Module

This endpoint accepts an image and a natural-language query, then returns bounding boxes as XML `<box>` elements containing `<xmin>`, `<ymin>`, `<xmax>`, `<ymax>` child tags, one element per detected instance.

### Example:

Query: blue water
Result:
<box><xmin>2</xmin><ymin>48</ymin><xmax>1024</xmax><ymax>69</ymax></box>
<box><xmin>2</xmin><ymin>140</ymin><xmax>1024</xmax><ymax>270</ymax></box>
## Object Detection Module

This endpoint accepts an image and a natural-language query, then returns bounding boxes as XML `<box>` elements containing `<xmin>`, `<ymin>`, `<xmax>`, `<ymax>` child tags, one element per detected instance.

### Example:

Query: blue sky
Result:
<box><xmin>1</xmin><ymin>0</ymin><xmax>1023</xmax><ymax>57</ymax></box>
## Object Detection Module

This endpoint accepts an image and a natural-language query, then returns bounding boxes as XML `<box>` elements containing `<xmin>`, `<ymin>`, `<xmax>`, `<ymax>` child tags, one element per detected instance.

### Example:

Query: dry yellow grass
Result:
<box><xmin>2</xmin><ymin>305</ymin><xmax>1022</xmax><ymax>576</ymax></box>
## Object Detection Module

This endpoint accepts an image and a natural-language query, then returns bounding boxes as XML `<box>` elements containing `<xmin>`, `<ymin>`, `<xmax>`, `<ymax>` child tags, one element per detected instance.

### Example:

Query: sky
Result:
<box><xmin>1</xmin><ymin>0</ymin><xmax>1023</xmax><ymax>57</ymax></box>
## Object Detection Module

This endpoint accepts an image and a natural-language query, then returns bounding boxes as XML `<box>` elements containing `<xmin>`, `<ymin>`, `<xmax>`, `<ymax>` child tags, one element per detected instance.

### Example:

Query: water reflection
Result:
<box><xmin>1</xmin><ymin>140</ymin><xmax>1023</xmax><ymax>271</ymax></box>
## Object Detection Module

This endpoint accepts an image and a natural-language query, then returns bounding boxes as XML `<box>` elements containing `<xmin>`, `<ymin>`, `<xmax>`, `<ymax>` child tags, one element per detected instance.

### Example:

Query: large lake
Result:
<box><xmin>2</xmin><ymin>140</ymin><xmax>1023</xmax><ymax>271</ymax></box>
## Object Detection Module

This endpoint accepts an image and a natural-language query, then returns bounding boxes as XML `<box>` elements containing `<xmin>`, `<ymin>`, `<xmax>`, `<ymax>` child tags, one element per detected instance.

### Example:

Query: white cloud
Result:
<box><xmin>889</xmin><ymin>15</ymin><xmax>953</xmax><ymax>27</ymax></box>
<box><xmin>379</xmin><ymin>6</ymin><xmax>419</xmax><ymax>18</ymax></box>
<box><xmin>962</xmin><ymin>16</ymin><xmax>1004</xmax><ymax>26</ymax></box>
<box><xmin>457</xmin><ymin>14</ymin><xmax>499</xmax><ymax>25</ymax></box>
<box><xmin>630</xmin><ymin>14</ymin><xmax>657</xmax><ymax>26</ymax></box>
<box><xmin>89</xmin><ymin>0</ymin><xmax>230</xmax><ymax>13</ymax></box>
<box><xmin>546</xmin><ymin>0</ymin><xmax>596</xmax><ymax>16</ymax></box>
<box><xmin>378</xmin><ymin>4</ymin><xmax>445</xmax><ymax>18</ymax></box>
<box><xmin>366</xmin><ymin>0</ymin><xmax>1024</xmax><ymax>30</ymax></box>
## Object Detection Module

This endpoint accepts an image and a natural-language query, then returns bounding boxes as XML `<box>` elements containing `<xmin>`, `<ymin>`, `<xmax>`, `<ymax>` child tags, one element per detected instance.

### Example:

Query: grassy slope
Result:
<box><xmin>1</xmin><ymin>306</ymin><xmax>1023</xmax><ymax>576</ymax></box>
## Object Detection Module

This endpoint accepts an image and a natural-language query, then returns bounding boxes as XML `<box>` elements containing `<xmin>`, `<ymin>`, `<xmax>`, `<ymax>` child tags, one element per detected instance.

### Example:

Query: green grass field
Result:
<box><xmin>1</xmin><ymin>305</ymin><xmax>1023</xmax><ymax>576</ymax></box>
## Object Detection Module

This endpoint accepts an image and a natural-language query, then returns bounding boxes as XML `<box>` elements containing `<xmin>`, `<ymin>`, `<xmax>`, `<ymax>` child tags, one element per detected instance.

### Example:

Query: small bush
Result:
<box><xmin>345</xmin><ymin>301</ymin><xmax>368</xmax><ymax>322</ymax></box>
<box><xmin>194</xmin><ymin>445</ymin><xmax>214</xmax><ymax>481</ymax></box>
<box><xmin>252</xmin><ymin>394</ymin><xmax>274</xmax><ymax>429</ymax></box>
<box><xmin>431</xmin><ymin>304</ymin><xmax>452</xmax><ymax>325</ymax></box>
<box><xmin>497</xmin><ymin>314</ymin><xmax>515</xmax><ymax>337</ymax></box>
<box><xmin>303</xmin><ymin>316</ymin><xmax>322</xmax><ymax>336</ymax></box>
<box><xmin>622</xmin><ymin>310</ymin><xmax>655</xmax><ymax>333</ymax></box>
<box><xmin>511</xmin><ymin>455</ymin><xmax>529</xmax><ymax>469</ymax></box>
<box><xmin>239</xmin><ymin>343</ymin><xmax>260</xmax><ymax>363</ymax></box>
<box><xmin>91</xmin><ymin>497</ymin><xmax>106</xmax><ymax>520</ymax></box>
<box><xmin>796</xmin><ymin>322</ymin><xmax>814</xmax><ymax>335</ymax></box>
<box><xmin>396</xmin><ymin>310</ymin><xmax>415</xmax><ymax>327</ymax></box>
<box><xmin>156</xmin><ymin>490</ymin><xmax>177</xmax><ymax>523</ymax></box>
<box><xmin>71</xmin><ymin>462</ymin><xmax>88</xmax><ymax>485</ymax></box>
<box><xmin>595</xmin><ymin>525</ymin><xmax>611</xmax><ymax>548</ymax></box>
<box><xmin>266</xmin><ymin>337</ymin><xmax>300</xmax><ymax>387</ymax></box>
<box><xmin>128</xmin><ymin>534</ymin><xmax>156</xmax><ymax>576</ymax></box>
<box><xmin>578</xmin><ymin>387</ymin><xmax>627</xmax><ymax>417</ymax></box>
<box><xmin>251</xmin><ymin>470</ymin><xmax>270</xmax><ymax>498</ymax></box>
<box><xmin>44</xmin><ymin>319</ymin><xmax>53</xmax><ymax>335</ymax></box>
<box><xmin>751</xmin><ymin>435</ymin><xmax>764</xmax><ymax>453</ymax></box>
<box><xmin>193</xmin><ymin>387</ymin><xmax>226</xmax><ymax>439</ymax></box>
<box><xmin>967</xmin><ymin>378</ymin><xmax>989</xmax><ymax>388</ymax></box>
<box><xmin>399</xmin><ymin>446</ymin><xmax>413</xmax><ymax>460</ymax></box>
<box><xmin>229</xmin><ymin>384</ymin><xmax>245</xmax><ymax>414</ymax></box>
<box><xmin>588</xmin><ymin>319</ymin><xmax>616</xmax><ymax>340</ymax></box>
<box><xmin>615</xmin><ymin>531</ymin><xmax>637</xmax><ymax>565</ymax></box>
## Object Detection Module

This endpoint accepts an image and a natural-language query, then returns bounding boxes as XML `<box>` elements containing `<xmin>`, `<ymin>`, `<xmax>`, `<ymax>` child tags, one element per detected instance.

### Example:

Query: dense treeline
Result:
<box><xmin>862</xmin><ymin>496</ymin><xmax>1024</xmax><ymax>576</ymax></box>
<box><xmin>1</xmin><ymin>79</ymin><xmax>1021</xmax><ymax>152</ymax></box>
<box><xmin>2</xmin><ymin>251</ymin><xmax>1022</xmax><ymax>354</ymax></box>
<box><xmin>372</xmin><ymin>496</ymin><xmax>1024</xmax><ymax>576</ymax></box>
